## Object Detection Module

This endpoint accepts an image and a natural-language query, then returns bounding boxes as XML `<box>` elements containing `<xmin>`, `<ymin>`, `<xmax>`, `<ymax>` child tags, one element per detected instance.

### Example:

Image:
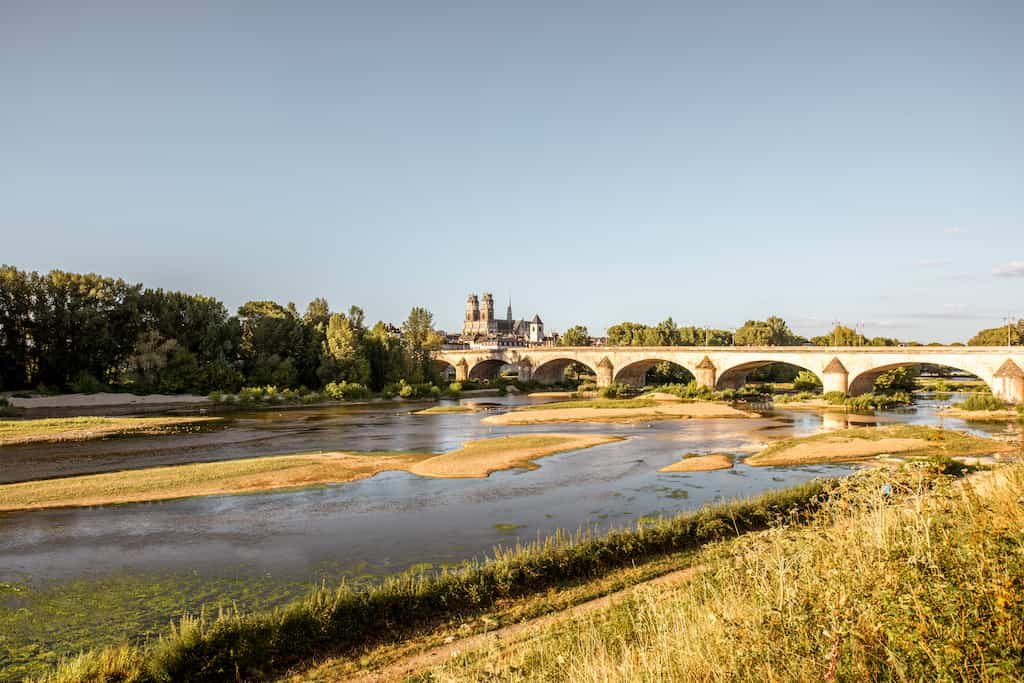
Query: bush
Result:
<box><xmin>844</xmin><ymin>392</ymin><xmax>912</xmax><ymax>412</ymax></box>
<box><xmin>70</xmin><ymin>372</ymin><xmax>106</xmax><ymax>394</ymax></box>
<box><xmin>324</xmin><ymin>381</ymin><xmax>370</xmax><ymax>401</ymax></box>
<box><xmin>955</xmin><ymin>393</ymin><xmax>1007</xmax><ymax>411</ymax></box>
<box><xmin>1017</xmin><ymin>404</ymin><xmax>1024</xmax><ymax>415</ymax></box>
<box><xmin>823</xmin><ymin>391</ymin><xmax>847</xmax><ymax>405</ymax></box>
<box><xmin>577</xmin><ymin>381</ymin><xmax>598</xmax><ymax>393</ymax></box>
<box><xmin>598</xmin><ymin>383</ymin><xmax>630</xmax><ymax>399</ymax></box>
<box><xmin>792</xmin><ymin>371</ymin><xmax>822</xmax><ymax>392</ymax></box>
<box><xmin>874</xmin><ymin>366</ymin><xmax>918</xmax><ymax>393</ymax></box>
<box><xmin>207</xmin><ymin>391</ymin><xmax>223</xmax><ymax>403</ymax></box>
<box><xmin>447</xmin><ymin>382</ymin><xmax>462</xmax><ymax>395</ymax></box>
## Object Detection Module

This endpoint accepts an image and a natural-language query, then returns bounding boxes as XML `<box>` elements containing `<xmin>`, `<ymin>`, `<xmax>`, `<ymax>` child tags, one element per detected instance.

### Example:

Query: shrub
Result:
<box><xmin>324</xmin><ymin>381</ymin><xmax>370</xmax><ymax>401</ymax></box>
<box><xmin>398</xmin><ymin>381</ymin><xmax>415</xmax><ymax>398</ymax></box>
<box><xmin>873</xmin><ymin>366</ymin><xmax>918</xmax><ymax>393</ymax></box>
<box><xmin>955</xmin><ymin>393</ymin><xmax>1007</xmax><ymax>411</ymax></box>
<box><xmin>238</xmin><ymin>387</ymin><xmax>264</xmax><ymax>403</ymax></box>
<box><xmin>447</xmin><ymin>382</ymin><xmax>462</xmax><ymax>395</ymax></box>
<box><xmin>577</xmin><ymin>381</ymin><xmax>598</xmax><ymax>393</ymax></box>
<box><xmin>823</xmin><ymin>391</ymin><xmax>847</xmax><ymax>405</ymax></box>
<box><xmin>70</xmin><ymin>372</ymin><xmax>106</xmax><ymax>394</ymax></box>
<box><xmin>207</xmin><ymin>391</ymin><xmax>223</xmax><ymax>403</ymax></box>
<box><xmin>792</xmin><ymin>371</ymin><xmax>822</xmax><ymax>392</ymax></box>
<box><xmin>598</xmin><ymin>383</ymin><xmax>630</xmax><ymax>399</ymax></box>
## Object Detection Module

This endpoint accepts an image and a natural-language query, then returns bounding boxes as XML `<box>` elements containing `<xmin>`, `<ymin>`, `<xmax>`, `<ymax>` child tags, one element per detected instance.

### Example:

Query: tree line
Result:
<box><xmin>0</xmin><ymin>265</ymin><xmax>440</xmax><ymax>394</ymax></box>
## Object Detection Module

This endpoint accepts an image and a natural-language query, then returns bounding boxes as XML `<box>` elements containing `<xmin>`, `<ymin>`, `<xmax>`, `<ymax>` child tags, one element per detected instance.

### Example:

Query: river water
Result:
<box><xmin>0</xmin><ymin>392</ymin><xmax>1019</xmax><ymax>678</ymax></box>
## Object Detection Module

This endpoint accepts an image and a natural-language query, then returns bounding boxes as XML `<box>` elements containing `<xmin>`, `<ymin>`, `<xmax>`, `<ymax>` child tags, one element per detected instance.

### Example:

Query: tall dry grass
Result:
<box><xmin>435</xmin><ymin>463</ymin><xmax>1024</xmax><ymax>682</ymax></box>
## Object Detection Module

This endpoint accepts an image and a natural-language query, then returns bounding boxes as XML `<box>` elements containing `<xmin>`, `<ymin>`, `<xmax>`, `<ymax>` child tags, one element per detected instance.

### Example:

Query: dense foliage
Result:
<box><xmin>0</xmin><ymin>265</ymin><xmax>440</xmax><ymax>394</ymax></box>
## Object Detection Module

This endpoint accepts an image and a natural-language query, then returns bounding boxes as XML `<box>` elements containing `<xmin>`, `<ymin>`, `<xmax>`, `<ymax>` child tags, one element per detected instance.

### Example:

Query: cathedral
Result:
<box><xmin>462</xmin><ymin>293</ymin><xmax>544</xmax><ymax>343</ymax></box>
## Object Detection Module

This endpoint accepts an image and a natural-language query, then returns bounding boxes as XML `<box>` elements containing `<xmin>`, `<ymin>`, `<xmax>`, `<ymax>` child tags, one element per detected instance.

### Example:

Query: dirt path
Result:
<box><xmin>338</xmin><ymin>565</ymin><xmax>700</xmax><ymax>683</ymax></box>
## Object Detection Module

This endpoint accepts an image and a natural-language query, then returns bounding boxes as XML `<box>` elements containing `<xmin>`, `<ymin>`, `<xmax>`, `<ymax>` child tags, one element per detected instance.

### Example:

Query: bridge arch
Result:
<box><xmin>432</xmin><ymin>359</ymin><xmax>458</xmax><ymax>383</ymax></box>
<box><xmin>715</xmin><ymin>360</ymin><xmax>823</xmax><ymax>391</ymax></box>
<box><xmin>467</xmin><ymin>358</ymin><xmax>516</xmax><ymax>382</ymax></box>
<box><xmin>847</xmin><ymin>361</ymin><xmax>989</xmax><ymax>396</ymax></box>
<box><xmin>531</xmin><ymin>357</ymin><xmax>599</xmax><ymax>385</ymax></box>
<box><xmin>613</xmin><ymin>359</ymin><xmax>696</xmax><ymax>388</ymax></box>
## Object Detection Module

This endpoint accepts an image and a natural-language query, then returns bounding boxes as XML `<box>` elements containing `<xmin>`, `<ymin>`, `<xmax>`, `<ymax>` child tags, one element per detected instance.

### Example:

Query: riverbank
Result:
<box><xmin>31</xmin><ymin>481</ymin><xmax>833</xmax><ymax>683</ymax></box>
<box><xmin>483</xmin><ymin>398</ymin><xmax>755</xmax><ymax>425</ymax></box>
<box><xmin>745</xmin><ymin>424</ymin><xmax>1015</xmax><ymax>467</ymax></box>
<box><xmin>0</xmin><ymin>416</ymin><xmax>221</xmax><ymax>447</ymax></box>
<box><xmin>0</xmin><ymin>434</ymin><xmax>620</xmax><ymax>511</ymax></box>
<box><xmin>417</xmin><ymin>463</ymin><xmax>1024</xmax><ymax>682</ymax></box>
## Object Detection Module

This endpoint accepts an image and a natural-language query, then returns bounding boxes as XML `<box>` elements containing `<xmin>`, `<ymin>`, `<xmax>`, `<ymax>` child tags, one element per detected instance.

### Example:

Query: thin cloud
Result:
<box><xmin>917</xmin><ymin>258</ymin><xmax>951</xmax><ymax>267</ymax></box>
<box><xmin>943</xmin><ymin>227</ymin><xmax>963</xmax><ymax>234</ymax></box>
<box><xmin>993</xmin><ymin>261</ymin><xmax>1024</xmax><ymax>277</ymax></box>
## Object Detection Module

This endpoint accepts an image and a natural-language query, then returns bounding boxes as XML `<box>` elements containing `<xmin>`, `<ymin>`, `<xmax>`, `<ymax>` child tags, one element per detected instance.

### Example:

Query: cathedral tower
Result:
<box><xmin>465</xmin><ymin>294</ymin><xmax>479</xmax><ymax>322</ymax></box>
<box><xmin>481</xmin><ymin>293</ymin><xmax>494</xmax><ymax>322</ymax></box>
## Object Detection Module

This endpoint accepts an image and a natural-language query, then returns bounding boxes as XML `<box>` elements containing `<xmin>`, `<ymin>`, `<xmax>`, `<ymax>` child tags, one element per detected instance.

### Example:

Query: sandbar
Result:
<box><xmin>0</xmin><ymin>416</ymin><xmax>221</xmax><ymax>447</ymax></box>
<box><xmin>0</xmin><ymin>433</ymin><xmax>621</xmax><ymax>511</ymax></box>
<box><xmin>483</xmin><ymin>402</ymin><xmax>755</xmax><ymax>425</ymax></box>
<box><xmin>660</xmin><ymin>454</ymin><xmax>734</xmax><ymax>472</ymax></box>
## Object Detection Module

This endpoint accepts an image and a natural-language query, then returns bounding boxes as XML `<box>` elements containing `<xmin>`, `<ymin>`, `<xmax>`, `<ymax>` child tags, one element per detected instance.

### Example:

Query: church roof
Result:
<box><xmin>531</xmin><ymin>314</ymin><xmax>542</xmax><ymax>324</ymax></box>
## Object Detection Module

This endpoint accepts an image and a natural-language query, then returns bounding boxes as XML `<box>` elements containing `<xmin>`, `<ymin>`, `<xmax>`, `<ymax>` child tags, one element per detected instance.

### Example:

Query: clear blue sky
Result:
<box><xmin>2</xmin><ymin>1</ymin><xmax>1021</xmax><ymax>342</ymax></box>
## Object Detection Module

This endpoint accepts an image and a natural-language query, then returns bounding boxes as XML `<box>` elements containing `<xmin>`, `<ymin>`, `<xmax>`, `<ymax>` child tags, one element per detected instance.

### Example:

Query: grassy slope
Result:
<box><xmin>0</xmin><ymin>416</ymin><xmax>219</xmax><ymax>446</ymax></box>
<box><xmin>429</xmin><ymin>463</ymin><xmax>1024</xmax><ymax>682</ymax></box>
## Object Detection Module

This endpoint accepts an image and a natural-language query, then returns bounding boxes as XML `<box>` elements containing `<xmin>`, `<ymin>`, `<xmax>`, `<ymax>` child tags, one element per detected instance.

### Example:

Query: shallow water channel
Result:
<box><xmin>0</xmin><ymin>393</ymin><xmax>1018</xmax><ymax>678</ymax></box>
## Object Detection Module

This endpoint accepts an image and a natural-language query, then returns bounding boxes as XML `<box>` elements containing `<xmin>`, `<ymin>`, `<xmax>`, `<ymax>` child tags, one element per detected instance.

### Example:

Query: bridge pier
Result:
<box><xmin>455</xmin><ymin>359</ymin><xmax>469</xmax><ymax>382</ymax></box>
<box><xmin>695</xmin><ymin>356</ymin><xmax>716</xmax><ymax>390</ymax></box>
<box><xmin>822</xmin><ymin>358</ymin><xmax>849</xmax><ymax>395</ymax></box>
<box><xmin>596</xmin><ymin>357</ymin><xmax>614</xmax><ymax>388</ymax></box>
<box><xmin>993</xmin><ymin>360</ymin><xmax>1024</xmax><ymax>404</ymax></box>
<box><xmin>517</xmin><ymin>360</ymin><xmax>533</xmax><ymax>383</ymax></box>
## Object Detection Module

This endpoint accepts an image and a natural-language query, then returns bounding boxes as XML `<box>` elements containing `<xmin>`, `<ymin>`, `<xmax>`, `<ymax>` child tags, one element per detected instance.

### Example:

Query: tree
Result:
<box><xmin>812</xmin><ymin>325</ymin><xmax>868</xmax><ymax>347</ymax></box>
<box><xmin>320</xmin><ymin>307</ymin><xmax>370</xmax><ymax>385</ymax></box>
<box><xmin>968</xmin><ymin>323</ymin><xmax>1023</xmax><ymax>346</ymax></box>
<box><xmin>734</xmin><ymin>316</ymin><xmax>796</xmax><ymax>346</ymax></box>
<box><xmin>402</xmin><ymin>307</ymin><xmax>440</xmax><ymax>383</ymax></box>
<box><xmin>559</xmin><ymin>325</ymin><xmax>591</xmax><ymax>346</ymax></box>
<box><xmin>366</xmin><ymin>322</ymin><xmax>406</xmax><ymax>390</ymax></box>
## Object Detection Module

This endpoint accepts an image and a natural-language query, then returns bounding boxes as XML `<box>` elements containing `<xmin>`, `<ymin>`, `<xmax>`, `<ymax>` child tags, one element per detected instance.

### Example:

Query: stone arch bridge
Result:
<box><xmin>434</xmin><ymin>346</ymin><xmax>1024</xmax><ymax>403</ymax></box>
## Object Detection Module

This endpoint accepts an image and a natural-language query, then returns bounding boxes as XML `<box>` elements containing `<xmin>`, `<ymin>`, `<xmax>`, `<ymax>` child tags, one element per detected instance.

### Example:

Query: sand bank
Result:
<box><xmin>483</xmin><ymin>402</ymin><xmax>755</xmax><ymax>425</ymax></box>
<box><xmin>0</xmin><ymin>416</ymin><xmax>221</xmax><ymax>447</ymax></box>
<box><xmin>660</xmin><ymin>454</ymin><xmax>734</xmax><ymax>472</ymax></box>
<box><xmin>0</xmin><ymin>434</ymin><xmax>620</xmax><ymax>511</ymax></box>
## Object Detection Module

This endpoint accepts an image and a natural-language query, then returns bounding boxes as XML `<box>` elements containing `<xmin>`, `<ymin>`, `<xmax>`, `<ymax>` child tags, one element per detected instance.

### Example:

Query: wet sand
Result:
<box><xmin>483</xmin><ymin>402</ymin><xmax>755</xmax><ymax>425</ymax></box>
